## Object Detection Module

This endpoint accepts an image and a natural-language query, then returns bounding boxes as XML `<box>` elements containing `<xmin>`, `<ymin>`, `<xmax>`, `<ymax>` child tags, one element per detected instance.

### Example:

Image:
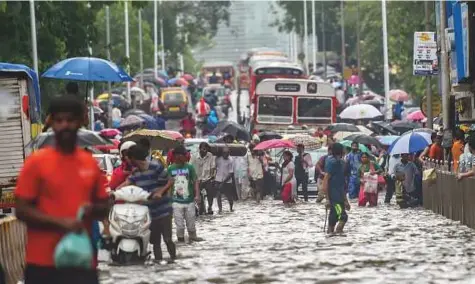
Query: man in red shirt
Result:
<box><xmin>15</xmin><ymin>96</ymin><xmax>110</xmax><ymax>284</ymax></box>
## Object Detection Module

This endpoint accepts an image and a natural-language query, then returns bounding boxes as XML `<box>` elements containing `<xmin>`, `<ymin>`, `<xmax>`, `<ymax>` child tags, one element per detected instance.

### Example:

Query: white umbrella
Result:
<box><xmin>340</xmin><ymin>104</ymin><xmax>383</xmax><ymax>120</ymax></box>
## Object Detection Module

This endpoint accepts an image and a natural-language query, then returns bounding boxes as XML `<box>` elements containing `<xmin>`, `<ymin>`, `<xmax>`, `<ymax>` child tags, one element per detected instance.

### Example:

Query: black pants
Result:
<box><xmin>250</xmin><ymin>178</ymin><xmax>265</xmax><ymax>202</ymax></box>
<box><xmin>328</xmin><ymin>203</ymin><xmax>348</xmax><ymax>227</ymax></box>
<box><xmin>24</xmin><ymin>265</ymin><xmax>99</xmax><ymax>284</ymax></box>
<box><xmin>384</xmin><ymin>176</ymin><xmax>396</xmax><ymax>203</ymax></box>
<box><xmin>296</xmin><ymin>175</ymin><xmax>309</xmax><ymax>201</ymax></box>
<box><xmin>199</xmin><ymin>180</ymin><xmax>215</xmax><ymax>214</ymax></box>
<box><xmin>216</xmin><ymin>182</ymin><xmax>234</xmax><ymax>211</ymax></box>
<box><xmin>150</xmin><ymin>215</ymin><xmax>176</xmax><ymax>260</ymax></box>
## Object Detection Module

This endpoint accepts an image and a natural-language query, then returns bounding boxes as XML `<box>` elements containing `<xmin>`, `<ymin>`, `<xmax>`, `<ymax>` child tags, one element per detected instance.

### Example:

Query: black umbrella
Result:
<box><xmin>258</xmin><ymin>131</ymin><xmax>283</xmax><ymax>142</ymax></box>
<box><xmin>325</xmin><ymin>123</ymin><xmax>360</xmax><ymax>133</ymax></box>
<box><xmin>344</xmin><ymin>134</ymin><xmax>383</xmax><ymax>148</ymax></box>
<box><xmin>123</xmin><ymin>108</ymin><xmax>146</xmax><ymax>118</ymax></box>
<box><xmin>26</xmin><ymin>129</ymin><xmax>113</xmax><ymax>151</ymax></box>
<box><xmin>371</xmin><ymin>121</ymin><xmax>398</xmax><ymax>135</ymax></box>
<box><xmin>211</xmin><ymin>121</ymin><xmax>250</xmax><ymax>142</ymax></box>
<box><xmin>390</xmin><ymin>121</ymin><xmax>422</xmax><ymax>135</ymax></box>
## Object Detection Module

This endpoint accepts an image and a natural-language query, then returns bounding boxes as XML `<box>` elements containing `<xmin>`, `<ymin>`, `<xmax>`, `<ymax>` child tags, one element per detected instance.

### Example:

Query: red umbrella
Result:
<box><xmin>254</xmin><ymin>139</ymin><xmax>295</xmax><ymax>151</ymax></box>
<box><xmin>161</xmin><ymin>130</ymin><xmax>184</xmax><ymax>140</ymax></box>
<box><xmin>389</xmin><ymin>89</ymin><xmax>409</xmax><ymax>102</ymax></box>
<box><xmin>94</xmin><ymin>139</ymin><xmax>119</xmax><ymax>153</ymax></box>
<box><xmin>175</xmin><ymin>78</ymin><xmax>189</xmax><ymax>86</ymax></box>
<box><xmin>407</xmin><ymin>110</ymin><xmax>425</xmax><ymax>121</ymax></box>
<box><xmin>181</xmin><ymin>74</ymin><xmax>194</xmax><ymax>81</ymax></box>
<box><xmin>100</xmin><ymin>128</ymin><xmax>121</xmax><ymax>138</ymax></box>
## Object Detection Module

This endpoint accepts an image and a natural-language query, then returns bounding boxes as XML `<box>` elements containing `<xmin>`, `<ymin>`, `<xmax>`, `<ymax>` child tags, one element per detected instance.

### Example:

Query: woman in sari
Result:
<box><xmin>358</xmin><ymin>152</ymin><xmax>383</xmax><ymax>207</ymax></box>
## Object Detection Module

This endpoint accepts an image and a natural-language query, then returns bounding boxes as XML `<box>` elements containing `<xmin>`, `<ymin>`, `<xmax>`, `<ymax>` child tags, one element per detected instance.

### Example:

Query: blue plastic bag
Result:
<box><xmin>54</xmin><ymin>207</ymin><xmax>93</xmax><ymax>269</ymax></box>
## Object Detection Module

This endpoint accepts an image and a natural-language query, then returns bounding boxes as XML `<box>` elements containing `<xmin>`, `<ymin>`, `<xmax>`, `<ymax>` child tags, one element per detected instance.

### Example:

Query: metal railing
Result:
<box><xmin>422</xmin><ymin>158</ymin><xmax>475</xmax><ymax>229</ymax></box>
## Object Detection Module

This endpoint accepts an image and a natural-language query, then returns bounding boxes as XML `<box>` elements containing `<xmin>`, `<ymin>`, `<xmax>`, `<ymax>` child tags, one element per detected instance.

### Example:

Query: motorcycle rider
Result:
<box><xmin>180</xmin><ymin>113</ymin><xmax>196</xmax><ymax>137</ymax></box>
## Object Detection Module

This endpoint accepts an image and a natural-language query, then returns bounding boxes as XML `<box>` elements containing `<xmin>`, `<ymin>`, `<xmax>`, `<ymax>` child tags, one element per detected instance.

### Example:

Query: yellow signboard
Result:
<box><xmin>420</xmin><ymin>95</ymin><xmax>442</xmax><ymax>117</ymax></box>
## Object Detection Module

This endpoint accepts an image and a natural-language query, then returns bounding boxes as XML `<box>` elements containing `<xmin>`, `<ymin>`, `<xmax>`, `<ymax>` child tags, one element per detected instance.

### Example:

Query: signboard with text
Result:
<box><xmin>413</xmin><ymin>32</ymin><xmax>439</xmax><ymax>76</ymax></box>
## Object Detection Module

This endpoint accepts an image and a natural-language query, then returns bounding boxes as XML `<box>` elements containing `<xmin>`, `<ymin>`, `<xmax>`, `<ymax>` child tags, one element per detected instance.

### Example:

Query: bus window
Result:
<box><xmin>297</xmin><ymin>98</ymin><xmax>332</xmax><ymax>123</ymax></box>
<box><xmin>257</xmin><ymin>96</ymin><xmax>293</xmax><ymax>123</ymax></box>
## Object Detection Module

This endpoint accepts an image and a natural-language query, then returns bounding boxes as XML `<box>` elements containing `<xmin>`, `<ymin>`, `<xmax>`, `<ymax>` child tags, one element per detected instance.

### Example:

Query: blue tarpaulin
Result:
<box><xmin>0</xmin><ymin>62</ymin><xmax>41</xmax><ymax>122</ymax></box>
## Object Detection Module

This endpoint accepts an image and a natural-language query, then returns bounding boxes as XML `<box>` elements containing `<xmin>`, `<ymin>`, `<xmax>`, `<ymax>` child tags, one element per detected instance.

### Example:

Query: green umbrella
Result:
<box><xmin>339</xmin><ymin>140</ymin><xmax>371</xmax><ymax>154</ymax></box>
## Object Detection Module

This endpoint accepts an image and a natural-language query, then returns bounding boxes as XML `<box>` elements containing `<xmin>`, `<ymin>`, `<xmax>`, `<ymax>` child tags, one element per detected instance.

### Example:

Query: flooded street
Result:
<box><xmin>100</xmin><ymin>195</ymin><xmax>475</xmax><ymax>284</ymax></box>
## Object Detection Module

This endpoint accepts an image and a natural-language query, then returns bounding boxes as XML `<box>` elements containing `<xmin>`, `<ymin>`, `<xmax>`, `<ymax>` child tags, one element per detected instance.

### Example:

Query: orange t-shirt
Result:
<box><xmin>15</xmin><ymin>147</ymin><xmax>108</xmax><ymax>267</ymax></box>
<box><xmin>429</xmin><ymin>144</ymin><xmax>444</xmax><ymax>161</ymax></box>
<box><xmin>452</xmin><ymin>140</ymin><xmax>464</xmax><ymax>172</ymax></box>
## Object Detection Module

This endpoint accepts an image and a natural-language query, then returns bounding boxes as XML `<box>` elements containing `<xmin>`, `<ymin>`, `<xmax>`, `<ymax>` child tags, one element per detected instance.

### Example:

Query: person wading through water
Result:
<box><xmin>247</xmin><ymin>143</ymin><xmax>265</xmax><ymax>203</ymax></box>
<box><xmin>295</xmin><ymin>144</ymin><xmax>312</xmax><ymax>202</ymax></box>
<box><xmin>15</xmin><ymin>95</ymin><xmax>110</xmax><ymax>284</ymax></box>
<box><xmin>215</xmin><ymin>147</ymin><xmax>235</xmax><ymax>213</ymax></box>
<box><xmin>191</xmin><ymin>142</ymin><xmax>216</xmax><ymax>215</ymax></box>
<box><xmin>323</xmin><ymin>143</ymin><xmax>350</xmax><ymax>234</ymax></box>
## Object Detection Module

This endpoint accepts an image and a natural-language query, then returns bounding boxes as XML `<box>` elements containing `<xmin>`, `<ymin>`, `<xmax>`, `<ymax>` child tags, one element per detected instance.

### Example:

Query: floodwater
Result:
<box><xmin>99</xmin><ymin>196</ymin><xmax>475</xmax><ymax>284</ymax></box>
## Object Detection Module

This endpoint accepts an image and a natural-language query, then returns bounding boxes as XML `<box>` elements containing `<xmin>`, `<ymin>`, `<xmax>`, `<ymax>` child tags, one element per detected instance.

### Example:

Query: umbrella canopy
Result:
<box><xmin>254</xmin><ymin>139</ymin><xmax>295</xmax><ymax>151</ymax></box>
<box><xmin>137</xmin><ymin>113</ymin><xmax>160</xmax><ymax>130</ymax></box>
<box><xmin>42</xmin><ymin>57</ymin><xmax>133</xmax><ymax>82</ymax></box>
<box><xmin>119</xmin><ymin>114</ymin><xmax>144</xmax><ymax>128</ymax></box>
<box><xmin>377</xmin><ymin>135</ymin><xmax>400</xmax><ymax>146</ymax></box>
<box><xmin>333</xmin><ymin>131</ymin><xmax>365</xmax><ymax>142</ymax></box>
<box><xmin>347</xmin><ymin>75</ymin><xmax>360</xmax><ymax>85</ymax></box>
<box><xmin>389</xmin><ymin>132</ymin><xmax>430</xmax><ymax>155</ymax></box>
<box><xmin>356</xmin><ymin>125</ymin><xmax>373</xmax><ymax>136</ymax></box>
<box><xmin>371</xmin><ymin>121</ymin><xmax>398</xmax><ymax>135</ymax></box>
<box><xmin>258</xmin><ymin>131</ymin><xmax>283</xmax><ymax>142</ymax></box>
<box><xmin>100</xmin><ymin>128</ymin><xmax>121</xmax><ymax>138</ymax></box>
<box><xmin>340</xmin><ymin>104</ymin><xmax>383</xmax><ymax>120</ymax></box>
<box><xmin>406</xmin><ymin>110</ymin><xmax>426</xmax><ymax>121</ymax></box>
<box><xmin>389</xmin><ymin>89</ymin><xmax>409</xmax><ymax>102</ymax></box>
<box><xmin>339</xmin><ymin>140</ymin><xmax>370</xmax><ymax>153</ymax></box>
<box><xmin>211</xmin><ymin>121</ymin><xmax>250</xmax><ymax>142</ymax></box>
<box><xmin>123</xmin><ymin>108</ymin><xmax>146</xmax><ymax>118</ymax></box>
<box><xmin>325</xmin><ymin>123</ymin><xmax>360</xmax><ymax>133</ymax></box>
<box><xmin>123</xmin><ymin>129</ymin><xmax>181</xmax><ymax>150</ymax></box>
<box><xmin>157</xmin><ymin>70</ymin><xmax>169</xmax><ymax>80</ymax></box>
<box><xmin>390</xmin><ymin>121</ymin><xmax>421</xmax><ymax>134</ymax></box>
<box><xmin>401</xmin><ymin>130</ymin><xmax>432</xmax><ymax>144</ymax></box>
<box><xmin>182</xmin><ymin>74</ymin><xmax>194</xmax><ymax>81</ymax></box>
<box><xmin>344</xmin><ymin>134</ymin><xmax>383</xmax><ymax>148</ymax></box>
<box><xmin>131</xmin><ymin>86</ymin><xmax>149</xmax><ymax>101</ymax></box>
<box><xmin>283</xmin><ymin>135</ymin><xmax>321</xmax><ymax>150</ymax></box>
<box><xmin>403</xmin><ymin>128</ymin><xmax>436</xmax><ymax>136</ymax></box>
<box><xmin>27</xmin><ymin>129</ymin><xmax>113</xmax><ymax>150</ymax></box>
<box><xmin>168</xmin><ymin>78</ymin><xmax>189</xmax><ymax>86</ymax></box>
<box><xmin>160</xmin><ymin>130</ymin><xmax>184</xmax><ymax>140</ymax></box>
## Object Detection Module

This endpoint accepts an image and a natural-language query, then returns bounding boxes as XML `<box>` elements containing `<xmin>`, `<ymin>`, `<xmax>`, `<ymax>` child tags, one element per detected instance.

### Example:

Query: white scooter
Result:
<box><xmin>109</xmin><ymin>186</ymin><xmax>151</xmax><ymax>264</ymax></box>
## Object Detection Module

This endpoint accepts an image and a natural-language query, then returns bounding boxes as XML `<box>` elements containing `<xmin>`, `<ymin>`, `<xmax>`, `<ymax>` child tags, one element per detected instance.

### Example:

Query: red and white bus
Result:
<box><xmin>249</xmin><ymin>61</ymin><xmax>306</xmax><ymax>103</ymax></box>
<box><xmin>249</xmin><ymin>78</ymin><xmax>337</xmax><ymax>134</ymax></box>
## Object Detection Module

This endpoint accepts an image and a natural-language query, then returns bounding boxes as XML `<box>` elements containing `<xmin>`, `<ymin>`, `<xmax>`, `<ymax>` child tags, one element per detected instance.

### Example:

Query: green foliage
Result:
<box><xmin>273</xmin><ymin>0</ymin><xmax>437</xmax><ymax>100</ymax></box>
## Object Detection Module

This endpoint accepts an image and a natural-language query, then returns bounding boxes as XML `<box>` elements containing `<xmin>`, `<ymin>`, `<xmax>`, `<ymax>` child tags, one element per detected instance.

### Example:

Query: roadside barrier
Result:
<box><xmin>422</xmin><ymin>159</ymin><xmax>475</xmax><ymax>229</ymax></box>
<box><xmin>0</xmin><ymin>216</ymin><xmax>25</xmax><ymax>284</ymax></box>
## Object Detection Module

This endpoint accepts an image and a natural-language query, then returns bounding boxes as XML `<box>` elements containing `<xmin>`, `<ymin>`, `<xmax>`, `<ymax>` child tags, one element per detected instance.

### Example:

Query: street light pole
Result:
<box><xmin>356</xmin><ymin>1</ymin><xmax>363</xmax><ymax>95</ymax></box>
<box><xmin>154</xmin><ymin>0</ymin><xmax>158</xmax><ymax>79</ymax></box>
<box><xmin>106</xmin><ymin>5</ymin><xmax>112</xmax><ymax>128</ymax></box>
<box><xmin>159</xmin><ymin>0</ymin><xmax>165</xmax><ymax>71</ymax></box>
<box><xmin>382</xmin><ymin>0</ymin><xmax>390</xmax><ymax>119</ymax></box>
<box><xmin>29</xmin><ymin>0</ymin><xmax>38</xmax><ymax>76</ymax></box>
<box><xmin>138</xmin><ymin>9</ymin><xmax>144</xmax><ymax>88</ymax></box>
<box><xmin>303</xmin><ymin>0</ymin><xmax>309</xmax><ymax>73</ymax></box>
<box><xmin>124</xmin><ymin>0</ymin><xmax>131</xmax><ymax>102</ymax></box>
<box><xmin>425</xmin><ymin>0</ymin><xmax>433</xmax><ymax>129</ymax></box>
<box><xmin>340</xmin><ymin>0</ymin><xmax>345</xmax><ymax>77</ymax></box>
<box><xmin>439</xmin><ymin>0</ymin><xmax>449</xmax><ymax>131</ymax></box>
<box><xmin>321</xmin><ymin>1</ymin><xmax>327</xmax><ymax>79</ymax></box>
<box><xmin>311</xmin><ymin>0</ymin><xmax>316</xmax><ymax>73</ymax></box>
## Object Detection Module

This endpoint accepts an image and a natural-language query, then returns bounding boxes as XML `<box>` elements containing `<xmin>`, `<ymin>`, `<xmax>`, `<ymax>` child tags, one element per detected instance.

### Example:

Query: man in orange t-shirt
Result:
<box><xmin>452</xmin><ymin>129</ymin><xmax>465</xmax><ymax>172</ymax></box>
<box><xmin>429</xmin><ymin>134</ymin><xmax>444</xmax><ymax>161</ymax></box>
<box><xmin>15</xmin><ymin>95</ymin><xmax>110</xmax><ymax>284</ymax></box>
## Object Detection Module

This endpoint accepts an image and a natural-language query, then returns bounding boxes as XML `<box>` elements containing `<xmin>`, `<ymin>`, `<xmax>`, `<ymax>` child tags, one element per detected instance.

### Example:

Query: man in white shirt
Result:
<box><xmin>190</xmin><ymin>142</ymin><xmax>216</xmax><ymax>214</ymax></box>
<box><xmin>215</xmin><ymin>147</ymin><xmax>235</xmax><ymax>213</ymax></box>
<box><xmin>385</xmin><ymin>154</ymin><xmax>401</xmax><ymax>204</ymax></box>
<box><xmin>247</xmin><ymin>144</ymin><xmax>264</xmax><ymax>203</ymax></box>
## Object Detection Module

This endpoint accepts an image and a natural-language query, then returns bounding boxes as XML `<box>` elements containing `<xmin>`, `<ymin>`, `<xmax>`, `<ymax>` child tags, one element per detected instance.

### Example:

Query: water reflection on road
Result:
<box><xmin>100</xmin><ymin>196</ymin><xmax>475</xmax><ymax>284</ymax></box>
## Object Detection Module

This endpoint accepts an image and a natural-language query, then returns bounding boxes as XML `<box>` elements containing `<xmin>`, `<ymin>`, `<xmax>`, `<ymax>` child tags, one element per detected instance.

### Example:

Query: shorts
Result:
<box><xmin>24</xmin><ymin>264</ymin><xmax>99</xmax><ymax>284</ymax></box>
<box><xmin>328</xmin><ymin>203</ymin><xmax>348</xmax><ymax>227</ymax></box>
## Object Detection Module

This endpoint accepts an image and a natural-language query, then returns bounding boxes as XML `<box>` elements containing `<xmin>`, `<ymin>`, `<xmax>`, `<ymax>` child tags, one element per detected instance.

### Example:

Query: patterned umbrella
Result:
<box><xmin>254</xmin><ymin>139</ymin><xmax>295</xmax><ymax>151</ymax></box>
<box><xmin>123</xmin><ymin>129</ymin><xmax>181</xmax><ymax>150</ymax></box>
<box><xmin>283</xmin><ymin>135</ymin><xmax>321</xmax><ymax>150</ymax></box>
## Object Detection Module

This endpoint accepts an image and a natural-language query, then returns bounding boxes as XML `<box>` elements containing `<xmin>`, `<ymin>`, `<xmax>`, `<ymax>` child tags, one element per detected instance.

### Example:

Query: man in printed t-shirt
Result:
<box><xmin>162</xmin><ymin>145</ymin><xmax>203</xmax><ymax>242</ymax></box>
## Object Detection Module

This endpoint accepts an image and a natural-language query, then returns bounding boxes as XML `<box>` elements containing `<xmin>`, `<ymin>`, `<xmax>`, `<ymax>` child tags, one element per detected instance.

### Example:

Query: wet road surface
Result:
<box><xmin>100</xmin><ymin>195</ymin><xmax>475</xmax><ymax>284</ymax></box>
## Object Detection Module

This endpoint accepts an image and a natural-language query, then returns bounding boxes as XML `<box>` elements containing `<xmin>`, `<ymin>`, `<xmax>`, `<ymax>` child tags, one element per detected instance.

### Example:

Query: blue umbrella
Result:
<box><xmin>167</xmin><ymin>78</ymin><xmax>178</xmax><ymax>86</ymax></box>
<box><xmin>42</xmin><ymin>57</ymin><xmax>134</xmax><ymax>82</ymax></box>
<box><xmin>389</xmin><ymin>133</ymin><xmax>430</xmax><ymax>155</ymax></box>
<box><xmin>138</xmin><ymin>114</ymin><xmax>160</xmax><ymax>130</ymax></box>
<box><xmin>158</xmin><ymin>70</ymin><xmax>169</xmax><ymax>80</ymax></box>
<box><xmin>377</xmin><ymin>135</ymin><xmax>400</xmax><ymax>146</ymax></box>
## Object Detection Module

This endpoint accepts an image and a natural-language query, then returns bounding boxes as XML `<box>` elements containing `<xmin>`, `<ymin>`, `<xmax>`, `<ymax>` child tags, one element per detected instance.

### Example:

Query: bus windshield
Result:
<box><xmin>257</xmin><ymin>96</ymin><xmax>293</xmax><ymax>124</ymax></box>
<box><xmin>297</xmin><ymin>97</ymin><xmax>333</xmax><ymax>123</ymax></box>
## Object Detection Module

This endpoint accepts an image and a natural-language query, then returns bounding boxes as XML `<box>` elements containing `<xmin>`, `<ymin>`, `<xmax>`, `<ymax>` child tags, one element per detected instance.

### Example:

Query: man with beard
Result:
<box><xmin>15</xmin><ymin>96</ymin><xmax>110</xmax><ymax>284</ymax></box>
<box><xmin>191</xmin><ymin>142</ymin><xmax>216</xmax><ymax>215</ymax></box>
